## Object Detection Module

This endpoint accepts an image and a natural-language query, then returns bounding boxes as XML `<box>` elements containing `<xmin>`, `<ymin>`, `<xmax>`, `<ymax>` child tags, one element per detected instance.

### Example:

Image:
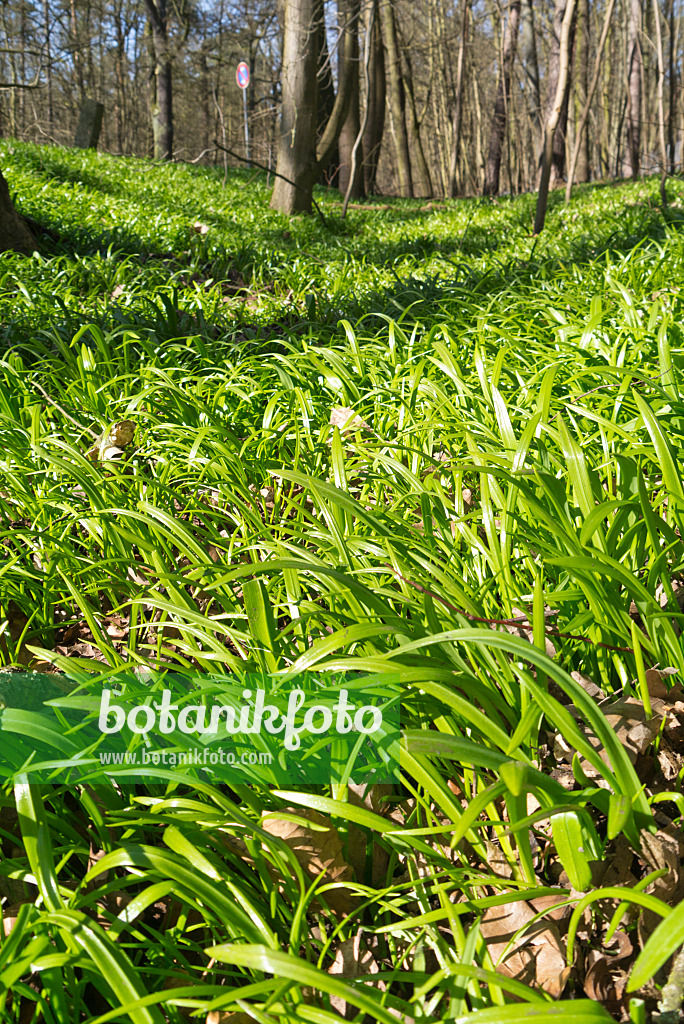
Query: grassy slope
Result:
<box><xmin>0</xmin><ymin>142</ymin><xmax>684</xmax><ymax>1020</ymax></box>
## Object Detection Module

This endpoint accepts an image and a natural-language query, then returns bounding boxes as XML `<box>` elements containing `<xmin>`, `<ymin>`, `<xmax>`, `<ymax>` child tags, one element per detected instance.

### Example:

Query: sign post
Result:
<box><xmin>236</xmin><ymin>62</ymin><xmax>250</xmax><ymax>167</ymax></box>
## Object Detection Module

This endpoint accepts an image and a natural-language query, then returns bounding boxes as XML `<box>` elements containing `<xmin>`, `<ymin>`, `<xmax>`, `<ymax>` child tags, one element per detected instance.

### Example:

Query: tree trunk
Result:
<box><xmin>534</xmin><ymin>0</ymin><xmax>576</xmax><ymax>232</ymax></box>
<box><xmin>402</xmin><ymin>51</ymin><xmax>432</xmax><ymax>197</ymax></box>
<box><xmin>541</xmin><ymin>0</ymin><xmax>576</xmax><ymax>188</ymax></box>
<box><xmin>667</xmin><ymin>0</ymin><xmax>676</xmax><ymax>174</ymax></box>
<box><xmin>361</xmin><ymin>0</ymin><xmax>385</xmax><ymax>194</ymax></box>
<box><xmin>626</xmin><ymin>0</ymin><xmax>642</xmax><ymax>178</ymax></box>
<box><xmin>565</xmin><ymin>0</ymin><xmax>616</xmax><ymax>202</ymax></box>
<box><xmin>0</xmin><ymin>170</ymin><xmax>34</xmax><ymax>254</ymax></box>
<box><xmin>270</xmin><ymin>0</ymin><xmax>319</xmax><ymax>213</ymax></box>
<box><xmin>378</xmin><ymin>0</ymin><xmax>412</xmax><ymax>197</ymax></box>
<box><xmin>573</xmin><ymin>0</ymin><xmax>590</xmax><ymax>182</ymax></box>
<box><xmin>472</xmin><ymin>73</ymin><xmax>485</xmax><ymax>191</ymax></box>
<box><xmin>652</xmin><ymin>0</ymin><xmax>668</xmax><ymax>204</ymax></box>
<box><xmin>520</xmin><ymin>0</ymin><xmax>541</xmax><ymax>131</ymax></box>
<box><xmin>316</xmin><ymin>7</ymin><xmax>338</xmax><ymax>185</ymax></box>
<box><xmin>144</xmin><ymin>0</ymin><xmax>173</xmax><ymax>160</ymax></box>
<box><xmin>114</xmin><ymin>1</ymin><xmax>126</xmax><ymax>154</ymax></box>
<box><xmin>70</xmin><ymin>0</ymin><xmax>84</xmax><ymax>104</ymax></box>
<box><xmin>43</xmin><ymin>0</ymin><xmax>53</xmax><ymax>129</ymax></box>
<box><xmin>338</xmin><ymin>0</ymin><xmax>364</xmax><ymax>198</ymax></box>
<box><xmin>448</xmin><ymin>0</ymin><xmax>470</xmax><ymax>198</ymax></box>
<box><xmin>483</xmin><ymin>0</ymin><xmax>522</xmax><ymax>195</ymax></box>
<box><xmin>270</xmin><ymin>0</ymin><xmax>355</xmax><ymax>215</ymax></box>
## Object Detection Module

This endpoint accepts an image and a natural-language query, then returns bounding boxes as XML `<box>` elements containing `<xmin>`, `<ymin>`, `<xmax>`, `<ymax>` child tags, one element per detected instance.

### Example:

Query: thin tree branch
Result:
<box><xmin>213</xmin><ymin>140</ymin><xmax>329</xmax><ymax>227</ymax></box>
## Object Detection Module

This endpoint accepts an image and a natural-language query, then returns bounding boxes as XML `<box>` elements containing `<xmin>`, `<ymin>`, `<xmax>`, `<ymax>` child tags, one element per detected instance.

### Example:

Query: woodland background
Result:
<box><xmin>0</xmin><ymin>0</ymin><xmax>677</xmax><ymax>202</ymax></box>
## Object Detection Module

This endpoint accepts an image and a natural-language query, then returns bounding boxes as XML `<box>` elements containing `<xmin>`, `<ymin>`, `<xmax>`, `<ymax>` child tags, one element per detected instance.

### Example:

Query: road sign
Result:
<box><xmin>236</xmin><ymin>62</ymin><xmax>250</xmax><ymax>89</ymax></box>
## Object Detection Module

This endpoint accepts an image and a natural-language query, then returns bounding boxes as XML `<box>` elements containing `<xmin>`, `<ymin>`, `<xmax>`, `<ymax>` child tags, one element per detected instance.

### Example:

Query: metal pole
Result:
<box><xmin>243</xmin><ymin>87</ymin><xmax>250</xmax><ymax>167</ymax></box>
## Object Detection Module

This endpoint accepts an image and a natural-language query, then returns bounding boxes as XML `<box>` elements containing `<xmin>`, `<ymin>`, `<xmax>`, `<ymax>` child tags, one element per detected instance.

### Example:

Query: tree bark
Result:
<box><xmin>378</xmin><ymin>0</ymin><xmax>412</xmax><ymax>197</ymax></box>
<box><xmin>144</xmin><ymin>0</ymin><xmax>174</xmax><ymax>160</ymax></box>
<box><xmin>448</xmin><ymin>0</ymin><xmax>470</xmax><ymax>198</ymax></box>
<box><xmin>0</xmin><ymin>170</ymin><xmax>34</xmax><ymax>254</ymax></box>
<box><xmin>316</xmin><ymin>7</ymin><xmax>338</xmax><ymax>184</ymax></box>
<box><xmin>520</xmin><ymin>0</ymin><xmax>541</xmax><ymax>131</ymax></box>
<box><xmin>652</xmin><ymin>0</ymin><xmax>668</xmax><ymax>204</ymax></box>
<box><xmin>483</xmin><ymin>0</ymin><xmax>522</xmax><ymax>195</ymax></box>
<box><xmin>42</xmin><ymin>0</ymin><xmax>53</xmax><ymax>130</ymax></box>
<box><xmin>270</xmin><ymin>0</ymin><xmax>355</xmax><ymax>215</ymax></box>
<box><xmin>70</xmin><ymin>0</ymin><xmax>84</xmax><ymax>104</ymax></box>
<box><xmin>573</xmin><ymin>0</ymin><xmax>590</xmax><ymax>182</ymax></box>
<box><xmin>542</xmin><ymin>0</ymin><xmax>576</xmax><ymax>188</ymax></box>
<box><xmin>534</xmin><ymin>0</ymin><xmax>576</xmax><ymax>232</ymax></box>
<box><xmin>667</xmin><ymin>0</ymin><xmax>676</xmax><ymax>174</ymax></box>
<box><xmin>338</xmin><ymin>0</ymin><xmax>364</xmax><ymax>198</ymax></box>
<box><xmin>402</xmin><ymin>50</ymin><xmax>432</xmax><ymax>197</ymax></box>
<box><xmin>361</xmin><ymin>0</ymin><xmax>385</xmax><ymax>194</ymax></box>
<box><xmin>565</xmin><ymin>0</ymin><xmax>615</xmax><ymax>202</ymax></box>
<box><xmin>626</xmin><ymin>0</ymin><xmax>642</xmax><ymax>178</ymax></box>
<box><xmin>270</xmin><ymin>0</ymin><xmax>319</xmax><ymax>213</ymax></box>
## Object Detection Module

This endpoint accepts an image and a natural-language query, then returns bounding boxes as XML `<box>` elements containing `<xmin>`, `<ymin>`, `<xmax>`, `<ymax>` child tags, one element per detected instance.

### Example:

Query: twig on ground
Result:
<box><xmin>31</xmin><ymin>381</ymin><xmax>99</xmax><ymax>437</ymax></box>
<box><xmin>386</xmin><ymin>566</ymin><xmax>633</xmax><ymax>652</ymax></box>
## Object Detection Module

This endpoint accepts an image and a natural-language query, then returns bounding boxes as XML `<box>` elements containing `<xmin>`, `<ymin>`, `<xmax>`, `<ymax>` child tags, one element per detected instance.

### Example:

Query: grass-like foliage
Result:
<box><xmin>1</xmin><ymin>141</ymin><xmax>684</xmax><ymax>1020</ymax></box>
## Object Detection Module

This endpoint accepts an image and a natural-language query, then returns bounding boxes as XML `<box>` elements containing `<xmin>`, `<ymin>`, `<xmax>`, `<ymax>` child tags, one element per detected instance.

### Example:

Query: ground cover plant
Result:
<box><xmin>1</xmin><ymin>141</ymin><xmax>684</xmax><ymax>1021</ymax></box>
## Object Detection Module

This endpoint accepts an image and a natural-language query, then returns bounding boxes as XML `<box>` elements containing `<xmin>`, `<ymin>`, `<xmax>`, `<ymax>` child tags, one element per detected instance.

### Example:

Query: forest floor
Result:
<box><xmin>1</xmin><ymin>141</ymin><xmax>684</xmax><ymax>1022</ymax></box>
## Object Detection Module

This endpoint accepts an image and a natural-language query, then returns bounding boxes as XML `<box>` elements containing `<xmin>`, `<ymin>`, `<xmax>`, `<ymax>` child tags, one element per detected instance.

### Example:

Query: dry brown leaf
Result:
<box><xmin>645</xmin><ymin>668</ymin><xmax>668</xmax><ymax>699</ymax></box>
<box><xmin>583</xmin><ymin>930</ymin><xmax>632</xmax><ymax>1008</ymax></box>
<box><xmin>657</xmin><ymin>736</ymin><xmax>682</xmax><ymax>780</ymax></box>
<box><xmin>500</xmin><ymin>607</ymin><xmax>557</xmax><ymax>658</ymax></box>
<box><xmin>261</xmin><ymin>807</ymin><xmax>354</xmax><ymax>917</ymax></box>
<box><xmin>480</xmin><ymin>896</ymin><xmax>570</xmax><ymax>998</ymax></box>
<box><xmin>528</xmin><ymin>893</ymin><xmax>573</xmax><ymax>924</ymax></box>
<box><xmin>105</xmin><ymin>617</ymin><xmax>127</xmax><ymax>639</ymax></box>
<box><xmin>482</xmin><ymin>839</ymin><xmax>515</xmax><ymax>880</ymax></box>
<box><xmin>330</xmin><ymin>407</ymin><xmax>369</xmax><ymax>433</ymax></box>
<box><xmin>638</xmin><ymin>825</ymin><xmax>684</xmax><ymax>941</ymax></box>
<box><xmin>328</xmin><ymin>928</ymin><xmax>384</xmax><ymax>1018</ymax></box>
<box><xmin>206</xmin><ymin>1012</ymin><xmax>254</xmax><ymax>1024</ymax></box>
<box><xmin>554</xmin><ymin>696</ymin><xmax>664</xmax><ymax>772</ymax></box>
<box><xmin>571</xmin><ymin>671</ymin><xmax>604</xmax><ymax>701</ymax></box>
<box><xmin>2</xmin><ymin>903</ymin><xmax>26</xmax><ymax>937</ymax></box>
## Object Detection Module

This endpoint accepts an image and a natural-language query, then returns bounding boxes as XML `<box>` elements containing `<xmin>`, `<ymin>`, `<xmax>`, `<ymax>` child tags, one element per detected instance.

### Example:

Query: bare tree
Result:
<box><xmin>448</xmin><ymin>0</ymin><xmax>470</xmax><ymax>198</ymax></box>
<box><xmin>402</xmin><ymin>47</ymin><xmax>432</xmax><ymax>196</ymax></box>
<box><xmin>542</xmin><ymin>0</ymin><xmax>577</xmax><ymax>189</ymax></box>
<box><xmin>651</xmin><ymin>0</ymin><xmax>668</xmax><ymax>203</ymax></box>
<box><xmin>566</xmin><ymin>0</ymin><xmax>616</xmax><ymax>203</ymax></box>
<box><xmin>520</xmin><ymin>0</ymin><xmax>541</xmax><ymax>130</ymax></box>
<box><xmin>483</xmin><ymin>0</ymin><xmax>522</xmax><ymax>196</ymax></box>
<box><xmin>379</xmin><ymin>0</ymin><xmax>412</xmax><ymax>197</ymax></box>
<box><xmin>269</xmin><ymin>0</ymin><xmax>355</xmax><ymax>214</ymax></box>
<box><xmin>667</xmin><ymin>0</ymin><xmax>676</xmax><ymax>174</ymax></box>
<box><xmin>626</xmin><ymin>0</ymin><xmax>642</xmax><ymax>177</ymax></box>
<box><xmin>361</xmin><ymin>0</ymin><xmax>385</xmax><ymax>194</ymax></box>
<box><xmin>534</xmin><ymin>0</ymin><xmax>576</xmax><ymax>232</ymax></box>
<box><xmin>573</xmin><ymin>0</ymin><xmax>590</xmax><ymax>182</ymax></box>
<box><xmin>338</xmin><ymin>0</ymin><xmax>364</xmax><ymax>199</ymax></box>
<box><xmin>144</xmin><ymin>0</ymin><xmax>190</xmax><ymax>160</ymax></box>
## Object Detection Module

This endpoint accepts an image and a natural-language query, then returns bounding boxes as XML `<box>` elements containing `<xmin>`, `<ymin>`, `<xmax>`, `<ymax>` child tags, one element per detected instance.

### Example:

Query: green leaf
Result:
<box><xmin>206</xmin><ymin>944</ymin><xmax>401</xmax><ymax>1024</ymax></box>
<box><xmin>627</xmin><ymin>899</ymin><xmax>684</xmax><ymax>991</ymax></box>
<box><xmin>551</xmin><ymin>812</ymin><xmax>593</xmax><ymax>892</ymax></box>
